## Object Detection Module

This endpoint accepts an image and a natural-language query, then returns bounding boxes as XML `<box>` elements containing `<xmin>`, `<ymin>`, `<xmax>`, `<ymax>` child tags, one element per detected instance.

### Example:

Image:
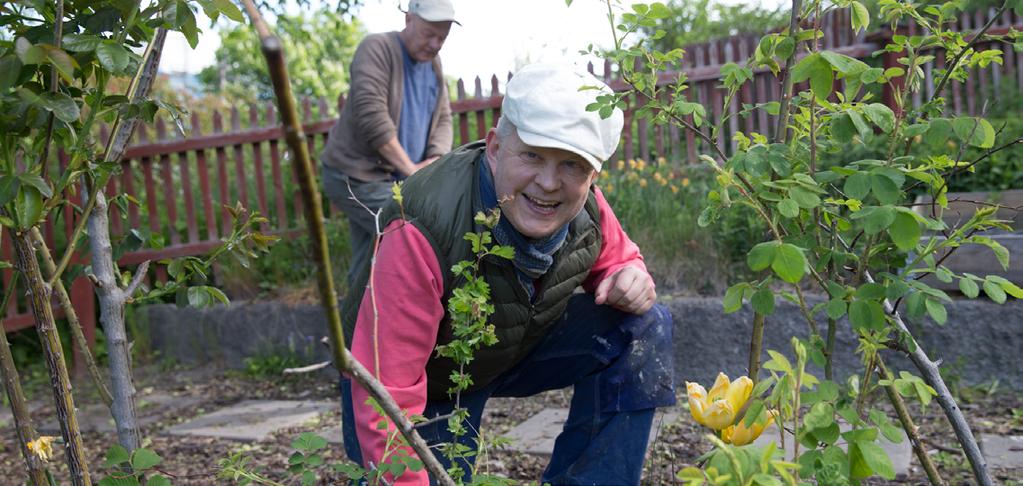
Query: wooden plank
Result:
<box><xmin>213</xmin><ymin>110</ymin><xmax>232</xmax><ymax>236</ymax></box>
<box><xmin>474</xmin><ymin>77</ymin><xmax>486</xmax><ymax>140</ymax></box>
<box><xmin>121</xmin><ymin>119</ymin><xmax>336</xmax><ymax>160</ymax></box>
<box><xmin>156</xmin><ymin>119</ymin><xmax>180</xmax><ymax>245</ymax></box>
<box><xmin>250</xmin><ymin>106</ymin><xmax>270</xmax><ymax>227</ymax></box>
<box><xmin>490</xmin><ymin>75</ymin><xmax>502</xmax><ymax>124</ymax></box>
<box><xmin>139</xmin><ymin>124</ymin><xmax>161</xmax><ymax>237</ymax></box>
<box><xmin>267</xmin><ymin>106</ymin><xmax>289</xmax><ymax>231</ymax></box>
<box><xmin>456</xmin><ymin>79</ymin><xmax>469</xmax><ymax>145</ymax></box>
<box><xmin>179</xmin><ymin>113</ymin><xmax>200</xmax><ymax>243</ymax></box>
<box><xmin>231</xmin><ymin>107</ymin><xmax>250</xmax><ymax>211</ymax></box>
<box><xmin>192</xmin><ymin>116</ymin><xmax>217</xmax><ymax>241</ymax></box>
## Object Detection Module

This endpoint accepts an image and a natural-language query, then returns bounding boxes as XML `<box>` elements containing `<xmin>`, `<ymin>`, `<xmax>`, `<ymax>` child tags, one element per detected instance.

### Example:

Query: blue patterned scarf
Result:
<box><xmin>478</xmin><ymin>155</ymin><xmax>569</xmax><ymax>297</ymax></box>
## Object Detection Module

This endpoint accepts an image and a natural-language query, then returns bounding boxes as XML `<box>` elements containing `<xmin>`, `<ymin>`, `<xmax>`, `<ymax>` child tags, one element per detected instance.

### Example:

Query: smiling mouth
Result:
<box><xmin>523</xmin><ymin>194</ymin><xmax>561</xmax><ymax>213</ymax></box>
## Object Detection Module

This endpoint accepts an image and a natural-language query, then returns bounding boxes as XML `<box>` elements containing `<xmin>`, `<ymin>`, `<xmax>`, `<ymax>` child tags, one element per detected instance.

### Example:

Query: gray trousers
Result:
<box><xmin>321</xmin><ymin>164</ymin><xmax>394</xmax><ymax>288</ymax></box>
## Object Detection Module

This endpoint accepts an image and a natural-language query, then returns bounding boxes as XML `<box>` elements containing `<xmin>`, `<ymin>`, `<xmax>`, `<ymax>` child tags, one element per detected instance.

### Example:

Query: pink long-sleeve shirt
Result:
<box><xmin>348</xmin><ymin>186</ymin><xmax>648</xmax><ymax>484</ymax></box>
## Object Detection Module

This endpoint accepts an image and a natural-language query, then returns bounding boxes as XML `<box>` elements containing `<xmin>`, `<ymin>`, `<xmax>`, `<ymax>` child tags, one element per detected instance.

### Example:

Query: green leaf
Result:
<box><xmin>63</xmin><ymin>34</ymin><xmax>103</xmax><ymax>52</ymax></box>
<box><xmin>820</xmin><ymin>51</ymin><xmax>868</xmax><ymax>75</ymax></box>
<box><xmin>854</xmin><ymin>283</ymin><xmax>886</xmax><ymax>300</ymax></box>
<box><xmin>292</xmin><ymin>432</ymin><xmax>328</xmax><ymax>452</ymax></box>
<box><xmin>43</xmin><ymin>47</ymin><xmax>77</xmax><ymax>83</ymax></box>
<box><xmin>778</xmin><ymin>198</ymin><xmax>799</xmax><ymax>218</ymax></box>
<box><xmin>863</xmin><ymin>103</ymin><xmax>895</xmax><ymax>133</ymax></box>
<box><xmin>104</xmin><ymin>444</ymin><xmax>131</xmax><ymax>468</ymax></box>
<box><xmin>826</xmin><ymin>298</ymin><xmax>847</xmax><ymax>319</ymax></box>
<box><xmin>849</xmin><ymin>299</ymin><xmax>885</xmax><ymax>331</ymax></box>
<box><xmin>792</xmin><ymin>52</ymin><xmax>834</xmax><ymax>100</ymax></box>
<box><xmin>17</xmin><ymin>174</ymin><xmax>52</xmax><ymax>198</ymax></box>
<box><xmin>854</xmin><ymin>441</ymin><xmax>896</xmax><ymax>479</ymax></box>
<box><xmin>747</xmin><ymin>241</ymin><xmax>779</xmax><ymax>271</ymax></box>
<box><xmin>924</xmin><ymin>118</ymin><xmax>953</xmax><ymax>147</ymax></box>
<box><xmin>851</xmin><ymin>1</ymin><xmax>871</xmax><ymax>33</ymax></box>
<box><xmin>130</xmin><ymin>448</ymin><xmax>162</xmax><ymax>471</ymax></box>
<box><xmin>888</xmin><ymin>211</ymin><xmax>921</xmax><ymax>251</ymax></box>
<box><xmin>952</xmin><ymin>117</ymin><xmax>996</xmax><ymax>148</ymax></box>
<box><xmin>804</xmin><ymin>402</ymin><xmax>835</xmax><ymax>430</ymax></box>
<box><xmin>147</xmin><ymin>475</ymin><xmax>172</xmax><ymax>486</ymax></box>
<box><xmin>789</xmin><ymin>187</ymin><xmax>821</xmax><ymax>209</ymax></box>
<box><xmin>41</xmin><ymin>92</ymin><xmax>80</xmax><ymax>123</ymax></box>
<box><xmin>213</xmin><ymin>0</ymin><xmax>245</xmax><ymax>22</ymax></box>
<box><xmin>13</xmin><ymin>185</ymin><xmax>43</xmax><ymax>230</ymax></box>
<box><xmin>855</xmin><ymin>206</ymin><xmax>897</xmax><ymax>235</ymax></box>
<box><xmin>831</xmin><ymin>113</ymin><xmax>856</xmax><ymax>143</ymax></box>
<box><xmin>848</xmin><ymin>109</ymin><xmax>871</xmax><ymax>139</ymax></box>
<box><xmin>96</xmin><ymin>42</ymin><xmax>130</xmax><ymax>73</ymax></box>
<box><xmin>959</xmin><ymin>278</ymin><xmax>980</xmax><ymax>298</ymax></box>
<box><xmin>983</xmin><ymin>279</ymin><xmax>1007</xmax><ymax>304</ymax></box>
<box><xmin>723</xmin><ymin>283</ymin><xmax>747</xmax><ymax>313</ymax></box>
<box><xmin>772</xmin><ymin>243</ymin><xmax>808</xmax><ymax>283</ymax></box>
<box><xmin>752</xmin><ymin>288</ymin><xmax>775</xmax><ymax>315</ymax></box>
<box><xmin>925</xmin><ymin>298</ymin><xmax>947</xmax><ymax>324</ymax></box>
<box><xmin>0</xmin><ymin>175</ymin><xmax>19</xmax><ymax>207</ymax></box>
<box><xmin>186</xmin><ymin>286</ymin><xmax>211</xmax><ymax>308</ymax></box>
<box><xmin>844</xmin><ymin>172</ymin><xmax>870</xmax><ymax>200</ymax></box>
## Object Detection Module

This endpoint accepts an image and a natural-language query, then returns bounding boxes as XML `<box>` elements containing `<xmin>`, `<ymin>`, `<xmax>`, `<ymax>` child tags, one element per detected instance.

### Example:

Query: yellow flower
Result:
<box><xmin>636</xmin><ymin>159</ymin><xmax>647</xmax><ymax>171</ymax></box>
<box><xmin>657</xmin><ymin>156</ymin><xmax>666</xmax><ymax>165</ymax></box>
<box><xmin>616</xmin><ymin>159</ymin><xmax>625</xmax><ymax>170</ymax></box>
<box><xmin>682</xmin><ymin>177</ymin><xmax>690</xmax><ymax>187</ymax></box>
<box><xmin>605</xmin><ymin>184</ymin><xmax>613</xmax><ymax>193</ymax></box>
<box><xmin>686</xmin><ymin>373</ymin><xmax>754</xmax><ymax>430</ymax></box>
<box><xmin>722</xmin><ymin>410</ymin><xmax>778</xmax><ymax>446</ymax></box>
<box><xmin>638</xmin><ymin>179</ymin><xmax>648</xmax><ymax>188</ymax></box>
<box><xmin>27</xmin><ymin>436</ymin><xmax>57</xmax><ymax>462</ymax></box>
<box><xmin>671</xmin><ymin>185</ymin><xmax>679</xmax><ymax>194</ymax></box>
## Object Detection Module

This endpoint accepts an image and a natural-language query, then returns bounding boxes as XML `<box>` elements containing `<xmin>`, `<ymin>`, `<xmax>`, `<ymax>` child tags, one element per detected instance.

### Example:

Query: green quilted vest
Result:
<box><xmin>341</xmin><ymin>141</ymin><xmax>603</xmax><ymax>400</ymax></box>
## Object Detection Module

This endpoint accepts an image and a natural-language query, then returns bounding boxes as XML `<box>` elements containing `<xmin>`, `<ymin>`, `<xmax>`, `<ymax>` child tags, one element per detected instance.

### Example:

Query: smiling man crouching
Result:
<box><xmin>338</xmin><ymin>63</ymin><xmax>676</xmax><ymax>486</ymax></box>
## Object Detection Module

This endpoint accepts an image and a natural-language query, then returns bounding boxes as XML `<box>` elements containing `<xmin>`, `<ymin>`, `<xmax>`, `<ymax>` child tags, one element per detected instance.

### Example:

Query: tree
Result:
<box><xmin>199</xmin><ymin>9</ymin><xmax>364</xmax><ymax>102</ymax></box>
<box><xmin>639</xmin><ymin>0</ymin><xmax>790</xmax><ymax>50</ymax></box>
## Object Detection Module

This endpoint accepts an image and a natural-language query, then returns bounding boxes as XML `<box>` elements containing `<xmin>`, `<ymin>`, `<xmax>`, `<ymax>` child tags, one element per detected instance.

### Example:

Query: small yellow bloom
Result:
<box><xmin>686</xmin><ymin>373</ymin><xmax>754</xmax><ymax>430</ymax></box>
<box><xmin>671</xmin><ymin>185</ymin><xmax>679</xmax><ymax>194</ymax></box>
<box><xmin>722</xmin><ymin>410</ymin><xmax>778</xmax><ymax>446</ymax></box>
<box><xmin>638</xmin><ymin>179</ymin><xmax>648</xmax><ymax>188</ymax></box>
<box><xmin>605</xmin><ymin>184</ymin><xmax>613</xmax><ymax>193</ymax></box>
<box><xmin>657</xmin><ymin>156</ymin><xmax>666</xmax><ymax>165</ymax></box>
<box><xmin>682</xmin><ymin>177</ymin><xmax>690</xmax><ymax>187</ymax></box>
<box><xmin>636</xmin><ymin>159</ymin><xmax>647</xmax><ymax>171</ymax></box>
<box><xmin>616</xmin><ymin>159</ymin><xmax>625</xmax><ymax>170</ymax></box>
<box><xmin>27</xmin><ymin>436</ymin><xmax>57</xmax><ymax>462</ymax></box>
<box><xmin>628</xmin><ymin>159</ymin><xmax>637</xmax><ymax>169</ymax></box>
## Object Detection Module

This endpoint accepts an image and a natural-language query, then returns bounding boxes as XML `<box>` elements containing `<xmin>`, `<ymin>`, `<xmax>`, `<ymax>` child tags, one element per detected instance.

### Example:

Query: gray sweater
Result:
<box><xmin>320</xmin><ymin>32</ymin><xmax>453</xmax><ymax>182</ymax></box>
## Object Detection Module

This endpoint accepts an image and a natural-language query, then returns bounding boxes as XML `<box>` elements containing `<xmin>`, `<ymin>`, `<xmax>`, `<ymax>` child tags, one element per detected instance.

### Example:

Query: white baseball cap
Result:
<box><xmin>407</xmin><ymin>0</ymin><xmax>460</xmax><ymax>24</ymax></box>
<box><xmin>502</xmin><ymin>63</ymin><xmax>624</xmax><ymax>172</ymax></box>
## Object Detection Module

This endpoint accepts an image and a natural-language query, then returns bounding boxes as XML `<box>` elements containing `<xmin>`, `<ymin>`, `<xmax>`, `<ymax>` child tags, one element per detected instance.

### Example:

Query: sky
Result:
<box><xmin>159</xmin><ymin>0</ymin><xmax>649</xmax><ymax>83</ymax></box>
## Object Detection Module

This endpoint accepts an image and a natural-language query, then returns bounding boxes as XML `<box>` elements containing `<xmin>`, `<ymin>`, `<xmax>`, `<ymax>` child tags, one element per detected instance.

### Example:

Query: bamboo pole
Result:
<box><xmin>0</xmin><ymin>264</ymin><xmax>49</xmax><ymax>486</ymax></box>
<box><xmin>238</xmin><ymin>2</ymin><xmax>455</xmax><ymax>483</ymax></box>
<box><xmin>10</xmin><ymin>230</ymin><xmax>91</xmax><ymax>486</ymax></box>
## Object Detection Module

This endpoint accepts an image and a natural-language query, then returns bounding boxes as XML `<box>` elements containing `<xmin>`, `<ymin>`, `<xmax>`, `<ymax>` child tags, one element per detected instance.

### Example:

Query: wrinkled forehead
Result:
<box><xmin>500</xmin><ymin>129</ymin><xmax>590</xmax><ymax>166</ymax></box>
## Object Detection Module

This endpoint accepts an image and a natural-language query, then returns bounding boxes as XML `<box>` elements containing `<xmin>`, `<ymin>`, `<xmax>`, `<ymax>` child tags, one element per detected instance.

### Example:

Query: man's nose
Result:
<box><xmin>534</xmin><ymin>164</ymin><xmax>560</xmax><ymax>192</ymax></box>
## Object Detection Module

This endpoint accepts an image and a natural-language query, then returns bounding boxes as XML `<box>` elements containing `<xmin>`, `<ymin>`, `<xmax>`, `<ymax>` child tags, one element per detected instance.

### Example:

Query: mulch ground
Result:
<box><xmin>1</xmin><ymin>362</ymin><xmax>1020</xmax><ymax>485</ymax></box>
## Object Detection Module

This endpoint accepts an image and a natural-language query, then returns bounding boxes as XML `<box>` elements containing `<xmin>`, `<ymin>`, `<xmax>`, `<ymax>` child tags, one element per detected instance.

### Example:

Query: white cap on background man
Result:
<box><xmin>407</xmin><ymin>0</ymin><xmax>460</xmax><ymax>24</ymax></box>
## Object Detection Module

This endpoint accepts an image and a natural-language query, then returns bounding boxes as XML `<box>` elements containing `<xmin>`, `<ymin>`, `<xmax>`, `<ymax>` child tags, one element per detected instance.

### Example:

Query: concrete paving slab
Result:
<box><xmin>753</xmin><ymin>423</ymin><xmax>912</xmax><ymax>477</ymax></box>
<box><xmin>980</xmin><ymin>434</ymin><xmax>1023</xmax><ymax>469</ymax></box>
<box><xmin>166</xmin><ymin>400</ymin><xmax>336</xmax><ymax>442</ymax></box>
<box><xmin>503</xmin><ymin>408</ymin><xmax>680</xmax><ymax>456</ymax></box>
<box><xmin>39</xmin><ymin>393</ymin><xmax>201</xmax><ymax>434</ymax></box>
<box><xmin>316</xmin><ymin>424</ymin><xmax>343</xmax><ymax>445</ymax></box>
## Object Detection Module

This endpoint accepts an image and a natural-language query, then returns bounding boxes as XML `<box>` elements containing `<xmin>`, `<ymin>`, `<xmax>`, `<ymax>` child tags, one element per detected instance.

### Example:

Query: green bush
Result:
<box><xmin>599</xmin><ymin>158</ymin><xmax>766</xmax><ymax>294</ymax></box>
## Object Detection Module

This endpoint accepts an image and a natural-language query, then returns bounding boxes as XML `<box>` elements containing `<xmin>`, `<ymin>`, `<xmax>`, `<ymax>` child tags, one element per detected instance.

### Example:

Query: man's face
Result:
<box><xmin>401</xmin><ymin>14</ymin><xmax>452</xmax><ymax>62</ymax></box>
<box><xmin>485</xmin><ymin>128</ymin><xmax>597</xmax><ymax>239</ymax></box>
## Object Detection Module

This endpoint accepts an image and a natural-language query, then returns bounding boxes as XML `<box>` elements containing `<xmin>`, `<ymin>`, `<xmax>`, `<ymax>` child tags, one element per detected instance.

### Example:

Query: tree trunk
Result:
<box><xmin>84</xmin><ymin>27</ymin><xmax>167</xmax><ymax>453</ymax></box>
<box><xmin>0</xmin><ymin>257</ymin><xmax>49</xmax><ymax>485</ymax></box>
<box><xmin>11</xmin><ymin>231</ymin><xmax>91</xmax><ymax>485</ymax></box>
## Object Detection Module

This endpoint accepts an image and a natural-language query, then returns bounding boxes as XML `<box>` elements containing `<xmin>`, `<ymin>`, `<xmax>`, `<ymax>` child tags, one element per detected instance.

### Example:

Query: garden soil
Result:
<box><xmin>1</xmin><ymin>363</ymin><xmax>1019</xmax><ymax>484</ymax></box>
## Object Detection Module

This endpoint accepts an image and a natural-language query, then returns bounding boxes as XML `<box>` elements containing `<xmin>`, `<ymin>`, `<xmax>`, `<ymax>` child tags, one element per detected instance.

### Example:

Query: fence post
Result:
<box><xmin>69</xmin><ymin>276</ymin><xmax>96</xmax><ymax>373</ymax></box>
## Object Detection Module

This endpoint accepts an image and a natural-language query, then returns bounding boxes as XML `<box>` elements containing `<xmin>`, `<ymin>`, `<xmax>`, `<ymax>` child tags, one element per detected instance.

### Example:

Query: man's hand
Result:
<box><xmin>593</xmin><ymin>265</ymin><xmax>656</xmax><ymax>315</ymax></box>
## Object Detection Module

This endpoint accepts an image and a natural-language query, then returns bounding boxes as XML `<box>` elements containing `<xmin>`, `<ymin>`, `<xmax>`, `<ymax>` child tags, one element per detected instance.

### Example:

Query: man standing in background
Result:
<box><xmin>320</xmin><ymin>0</ymin><xmax>455</xmax><ymax>287</ymax></box>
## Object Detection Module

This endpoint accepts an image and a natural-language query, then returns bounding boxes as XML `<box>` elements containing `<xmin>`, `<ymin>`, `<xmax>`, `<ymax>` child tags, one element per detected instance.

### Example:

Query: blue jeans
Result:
<box><xmin>340</xmin><ymin>294</ymin><xmax>676</xmax><ymax>485</ymax></box>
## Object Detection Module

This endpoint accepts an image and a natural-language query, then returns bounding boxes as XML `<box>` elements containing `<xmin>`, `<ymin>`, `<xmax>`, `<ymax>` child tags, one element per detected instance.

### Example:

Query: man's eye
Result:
<box><xmin>522</xmin><ymin>152</ymin><xmax>540</xmax><ymax>160</ymax></box>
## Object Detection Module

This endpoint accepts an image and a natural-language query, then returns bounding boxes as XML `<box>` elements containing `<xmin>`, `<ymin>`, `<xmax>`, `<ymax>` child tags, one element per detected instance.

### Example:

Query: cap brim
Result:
<box><xmin>515</xmin><ymin>129</ymin><xmax>602</xmax><ymax>172</ymax></box>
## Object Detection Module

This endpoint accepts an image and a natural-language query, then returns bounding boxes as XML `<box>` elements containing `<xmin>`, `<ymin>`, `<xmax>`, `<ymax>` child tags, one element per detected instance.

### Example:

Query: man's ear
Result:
<box><xmin>484</xmin><ymin>128</ymin><xmax>500</xmax><ymax>160</ymax></box>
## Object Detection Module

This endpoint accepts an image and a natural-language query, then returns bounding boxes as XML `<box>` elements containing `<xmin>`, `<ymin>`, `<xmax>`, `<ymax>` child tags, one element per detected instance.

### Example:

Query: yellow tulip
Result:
<box><xmin>638</xmin><ymin>179</ymin><xmax>648</xmax><ymax>188</ymax></box>
<box><xmin>686</xmin><ymin>373</ymin><xmax>755</xmax><ymax>431</ymax></box>
<box><xmin>722</xmin><ymin>410</ymin><xmax>778</xmax><ymax>446</ymax></box>
<box><xmin>617</xmin><ymin>159</ymin><xmax>625</xmax><ymax>170</ymax></box>
<box><xmin>27</xmin><ymin>436</ymin><xmax>57</xmax><ymax>462</ymax></box>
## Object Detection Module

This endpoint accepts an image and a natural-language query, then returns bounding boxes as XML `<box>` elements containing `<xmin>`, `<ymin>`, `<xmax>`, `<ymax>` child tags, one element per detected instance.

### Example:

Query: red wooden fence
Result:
<box><xmin>3</xmin><ymin>9</ymin><xmax>1021</xmax><ymax>358</ymax></box>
